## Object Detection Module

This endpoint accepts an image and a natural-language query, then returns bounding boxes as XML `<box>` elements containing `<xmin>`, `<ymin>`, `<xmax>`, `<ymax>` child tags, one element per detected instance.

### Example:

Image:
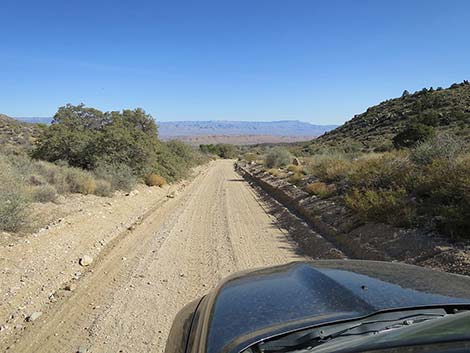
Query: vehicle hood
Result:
<box><xmin>197</xmin><ymin>261</ymin><xmax>470</xmax><ymax>353</ymax></box>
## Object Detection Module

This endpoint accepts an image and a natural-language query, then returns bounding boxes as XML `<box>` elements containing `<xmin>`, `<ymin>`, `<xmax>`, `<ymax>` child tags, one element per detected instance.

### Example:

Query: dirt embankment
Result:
<box><xmin>236</xmin><ymin>161</ymin><xmax>470</xmax><ymax>275</ymax></box>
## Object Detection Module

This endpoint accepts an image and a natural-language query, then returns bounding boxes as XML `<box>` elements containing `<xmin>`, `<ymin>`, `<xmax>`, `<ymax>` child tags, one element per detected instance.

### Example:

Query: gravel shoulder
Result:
<box><xmin>1</xmin><ymin>160</ymin><xmax>334</xmax><ymax>352</ymax></box>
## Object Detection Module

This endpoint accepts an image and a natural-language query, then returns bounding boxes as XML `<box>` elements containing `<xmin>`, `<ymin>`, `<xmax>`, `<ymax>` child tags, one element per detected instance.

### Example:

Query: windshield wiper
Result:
<box><xmin>257</xmin><ymin>308</ymin><xmax>448</xmax><ymax>353</ymax></box>
<box><xmin>321</xmin><ymin>312</ymin><xmax>446</xmax><ymax>340</ymax></box>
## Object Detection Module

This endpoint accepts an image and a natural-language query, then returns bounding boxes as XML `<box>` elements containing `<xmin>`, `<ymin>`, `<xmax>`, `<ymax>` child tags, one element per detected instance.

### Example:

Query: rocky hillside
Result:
<box><xmin>0</xmin><ymin>114</ymin><xmax>44</xmax><ymax>149</ymax></box>
<box><xmin>310</xmin><ymin>81</ymin><xmax>470</xmax><ymax>152</ymax></box>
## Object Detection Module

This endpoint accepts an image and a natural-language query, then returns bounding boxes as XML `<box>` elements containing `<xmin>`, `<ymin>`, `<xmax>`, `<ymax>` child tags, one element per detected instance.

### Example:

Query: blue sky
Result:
<box><xmin>1</xmin><ymin>0</ymin><xmax>469</xmax><ymax>124</ymax></box>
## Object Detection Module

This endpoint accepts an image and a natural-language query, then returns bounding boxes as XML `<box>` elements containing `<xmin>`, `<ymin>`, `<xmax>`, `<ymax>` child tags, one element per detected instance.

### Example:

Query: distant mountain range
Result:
<box><xmin>157</xmin><ymin>120</ymin><xmax>337</xmax><ymax>138</ymax></box>
<box><xmin>15</xmin><ymin>117</ymin><xmax>52</xmax><ymax>125</ymax></box>
<box><xmin>15</xmin><ymin>118</ymin><xmax>337</xmax><ymax>141</ymax></box>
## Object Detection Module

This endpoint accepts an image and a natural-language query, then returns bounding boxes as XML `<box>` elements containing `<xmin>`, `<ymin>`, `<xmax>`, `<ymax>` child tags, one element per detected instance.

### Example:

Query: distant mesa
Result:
<box><xmin>157</xmin><ymin>120</ymin><xmax>337</xmax><ymax>140</ymax></box>
<box><xmin>14</xmin><ymin>117</ymin><xmax>338</xmax><ymax>145</ymax></box>
<box><xmin>15</xmin><ymin>117</ymin><xmax>52</xmax><ymax>124</ymax></box>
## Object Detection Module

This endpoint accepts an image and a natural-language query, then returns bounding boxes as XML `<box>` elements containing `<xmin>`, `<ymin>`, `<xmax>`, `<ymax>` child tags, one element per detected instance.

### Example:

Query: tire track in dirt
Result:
<box><xmin>7</xmin><ymin>160</ymin><xmax>340</xmax><ymax>353</ymax></box>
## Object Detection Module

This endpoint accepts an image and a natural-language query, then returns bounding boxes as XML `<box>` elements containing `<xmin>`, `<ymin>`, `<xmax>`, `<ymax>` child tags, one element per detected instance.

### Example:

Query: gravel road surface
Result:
<box><xmin>4</xmin><ymin>160</ymin><xmax>338</xmax><ymax>353</ymax></box>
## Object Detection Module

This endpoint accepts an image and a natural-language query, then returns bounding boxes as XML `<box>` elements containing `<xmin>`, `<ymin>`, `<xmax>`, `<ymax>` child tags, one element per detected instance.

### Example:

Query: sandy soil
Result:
<box><xmin>0</xmin><ymin>160</ymin><xmax>339</xmax><ymax>353</ymax></box>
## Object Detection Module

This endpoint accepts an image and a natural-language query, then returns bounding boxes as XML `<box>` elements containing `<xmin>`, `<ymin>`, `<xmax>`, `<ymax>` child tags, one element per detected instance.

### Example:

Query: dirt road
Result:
<box><xmin>4</xmin><ymin>160</ymin><xmax>340</xmax><ymax>353</ymax></box>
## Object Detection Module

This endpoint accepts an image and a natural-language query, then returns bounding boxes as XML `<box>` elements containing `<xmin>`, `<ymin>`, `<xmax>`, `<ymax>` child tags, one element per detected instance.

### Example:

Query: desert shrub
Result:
<box><xmin>0</xmin><ymin>189</ymin><xmax>28</xmax><ymax>232</ymax></box>
<box><xmin>94</xmin><ymin>162</ymin><xmax>137</xmax><ymax>192</ymax></box>
<box><xmin>347</xmin><ymin>152</ymin><xmax>412</xmax><ymax>189</ymax></box>
<box><xmin>266</xmin><ymin>168</ymin><xmax>281</xmax><ymax>177</ymax></box>
<box><xmin>413</xmin><ymin>156</ymin><xmax>470</xmax><ymax>238</ymax></box>
<box><xmin>373</xmin><ymin>140</ymin><xmax>394</xmax><ymax>153</ymax></box>
<box><xmin>344</xmin><ymin>187</ymin><xmax>414</xmax><ymax>227</ymax></box>
<box><xmin>243</xmin><ymin>153</ymin><xmax>257</xmax><ymax>162</ymax></box>
<box><xmin>393</xmin><ymin>123</ymin><xmax>435</xmax><ymax>149</ymax></box>
<box><xmin>289</xmin><ymin>172</ymin><xmax>304</xmax><ymax>185</ymax></box>
<box><xmin>287</xmin><ymin>164</ymin><xmax>305</xmax><ymax>174</ymax></box>
<box><xmin>145</xmin><ymin>174</ymin><xmax>167</xmax><ymax>187</ymax></box>
<box><xmin>31</xmin><ymin>185</ymin><xmax>58</xmax><ymax>203</ymax></box>
<box><xmin>307</xmin><ymin>154</ymin><xmax>351</xmax><ymax>182</ymax></box>
<box><xmin>305</xmin><ymin>182</ymin><xmax>337</xmax><ymax>198</ymax></box>
<box><xmin>0</xmin><ymin>164</ymin><xmax>29</xmax><ymax>231</ymax></box>
<box><xmin>65</xmin><ymin>168</ymin><xmax>97</xmax><ymax>195</ymax></box>
<box><xmin>410</xmin><ymin>133</ymin><xmax>464</xmax><ymax>166</ymax></box>
<box><xmin>94</xmin><ymin>180</ymin><xmax>113</xmax><ymax>197</ymax></box>
<box><xmin>200</xmin><ymin>144</ymin><xmax>238</xmax><ymax>159</ymax></box>
<box><xmin>265</xmin><ymin>148</ymin><xmax>291</xmax><ymax>168</ymax></box>
<box><xmin>34</xmin><ymin>161</ymin><xmax>69</xmax><ymax>193</ymax></box>
<box><xmin>29</xmin><ymin>174</ymin><xmax>46</xmax><ymax>186</ymax></box>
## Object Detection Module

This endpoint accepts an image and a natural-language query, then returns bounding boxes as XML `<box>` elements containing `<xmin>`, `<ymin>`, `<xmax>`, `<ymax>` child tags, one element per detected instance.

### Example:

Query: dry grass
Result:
<box><xmin>289</xmin><ymin>172</ymin><xmax>305</xmax><ymax>185</ymax></box>
<box><xmin>31</xmin><ymin>185</ymin><xmax>58</xmax><ymax>203</ymax></box>
<box><xmin>145</xmin><ymin>174</ymin><xmax>167</xmax><ymax>187</ymax></box>
<box><xmin>266</xmin><ymin>168</ymin><xmax>281</xmax><ymax>177</ymax></box>
<box><xmin>94</xmin><ymin>180</ymin><xmax>113</xmax><ymax>197</ymax></box>
<box><xmin>306</xmin><ymin>154</ymin><xmax>352</xmax><ymax>182</ymax></box>
<box><xmin>305</xmin><ymin>182</ymin><xmax>337</xmax><ymax>198</ymax></box>
<box><xmin>287</xmin><ymin>164</ymin><xmax>304</xmax><ymax>174</ymax></box>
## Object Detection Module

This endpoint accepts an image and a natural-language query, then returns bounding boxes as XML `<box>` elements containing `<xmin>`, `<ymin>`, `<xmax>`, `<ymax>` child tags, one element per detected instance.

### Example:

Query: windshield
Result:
<box><xmin>246</xmin><ymin>308</ymin><xmax>470</xmax><ymax>353</ymax></box>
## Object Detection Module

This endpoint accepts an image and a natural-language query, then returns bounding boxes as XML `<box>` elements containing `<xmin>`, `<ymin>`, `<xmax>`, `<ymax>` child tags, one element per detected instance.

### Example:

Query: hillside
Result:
<box><xmin>158</xmin><ymin>120</ymin><xmax>337</xmax><ymax>138</ymax></box>
<box><xmin>0</xmin><ymin>114</ymin><xmax>44</xmax><ymax>148</ymax></box>
<box><xmin>310</xmin><ymin>81</ymin><xmax>470</xmax><ymax>152</ymax></box>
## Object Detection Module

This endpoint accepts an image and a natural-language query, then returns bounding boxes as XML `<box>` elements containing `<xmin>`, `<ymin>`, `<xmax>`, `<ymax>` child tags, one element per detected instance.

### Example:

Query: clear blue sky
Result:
<box><xmin>1</xmin><ymin>0</ymin><xmax>469</xmax><ymax>124</ymax></box>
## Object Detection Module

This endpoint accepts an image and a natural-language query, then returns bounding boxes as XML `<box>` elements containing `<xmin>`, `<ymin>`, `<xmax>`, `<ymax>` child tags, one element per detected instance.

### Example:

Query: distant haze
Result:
<box><xmin>157</xmin><ymin>120</ymin><xmax>337</xmax><ymax>138</ymax></box>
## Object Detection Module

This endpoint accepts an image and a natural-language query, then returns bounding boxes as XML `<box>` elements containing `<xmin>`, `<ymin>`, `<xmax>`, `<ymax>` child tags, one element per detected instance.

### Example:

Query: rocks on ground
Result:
<box><xmin>79</xmin><ymin>255</ymin><xmax>93</xmax><ymax>267</ymax></box>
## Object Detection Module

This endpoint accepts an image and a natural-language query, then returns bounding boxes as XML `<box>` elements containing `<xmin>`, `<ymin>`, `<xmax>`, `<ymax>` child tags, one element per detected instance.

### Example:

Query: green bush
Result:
<box><xmin>347</xmin><ymin>152</ymin><xmax>412</xmax><ymax>189</ymax></box>
<box><xmin>345</xmin><ymin>187</ymin><xmax>414</xmax><ymax>227</ymax></box>
<box><xmin>410</xmin><ymin>133</ymin><xmax>464</xmax><ymax>166</ymax></box>
<box><xmin>265</xmin><ymin>148</ymin><xmax>291</xmax><ymax>168</ymax></box>
<box><xmin>199</xmin><ymin>143</ymin><xmax>237</xmax><ymax>159</ymax></box>
<box><xmin>393</xmin><ymin>123</ymin><xmax>435</xmax><ymax>149</ymax></box>
<box><xmin>94</xmin><ymin>162</ymin><xmax>137</xmax><ymax>192</ymax></box>
<box><xmin>307</xmin><ymin>153</ymin><xmax>351</xmax><ymax>182</ymax></box>
<box><xmin>413</xmin><ymin>156</ymin><xmax>470</xmax><ymax>239</ymax></box>
<box><xmin>289</xmin><ymin>172</ymin><xmax>304</xmax><ymax>185</ymax></box>
<box><xmin>154</xmin><ymin>141</ymin><xmax>207</xmax><ymax>182</ymax></box>
<box><xmin>32</xmin><ymin>104</ymin><xmax>160</xmax><ymax>175</ymax></box>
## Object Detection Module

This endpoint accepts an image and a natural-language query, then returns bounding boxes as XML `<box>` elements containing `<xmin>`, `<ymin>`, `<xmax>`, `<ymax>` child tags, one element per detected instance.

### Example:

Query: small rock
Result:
<box><xmin>77</xmin><ymin>346</ymin><xmax>88</xmax><ymax>353</ymax></box>
<box><xmin>64</xmin><ymin>283</ymin><xmax>76</xmax><ymax>291</ymax></box>
<box><xmin>26</xmin><ymin>312</ymin><xmax>42</xmax><ymax>322</ymax></box>
<box><xmin>79</xmin><ymin>255</ymin><xmax>93</xmax><ymax>267</ymax></box>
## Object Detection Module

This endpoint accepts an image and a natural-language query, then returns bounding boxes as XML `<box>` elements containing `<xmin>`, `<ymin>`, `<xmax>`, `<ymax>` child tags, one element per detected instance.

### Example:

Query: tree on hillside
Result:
<box><xmin>32</xmin><ymin>104</ymin><xmax>159</xmax><ymax>174</ymax></box>
<box><xmin>393</xmin><ymin>123</ymin><xmax>436</xmax><ymax>149</ymax></box>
